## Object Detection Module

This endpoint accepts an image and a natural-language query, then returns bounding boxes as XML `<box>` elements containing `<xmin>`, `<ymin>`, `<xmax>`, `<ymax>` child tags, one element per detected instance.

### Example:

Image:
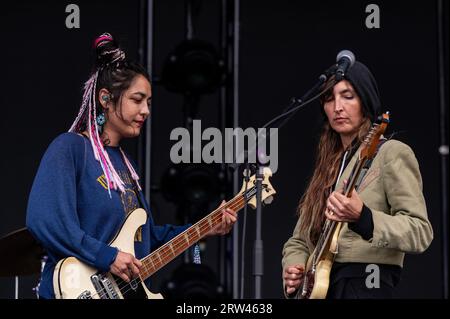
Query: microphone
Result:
<box><xmin>335</xmin><ymin>50</ymin><xmax>356</xmax><ymax>81</ymax></box>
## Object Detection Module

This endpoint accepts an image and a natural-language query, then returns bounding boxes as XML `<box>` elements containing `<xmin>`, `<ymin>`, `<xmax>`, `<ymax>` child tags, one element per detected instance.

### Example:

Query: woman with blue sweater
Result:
<box><xmin>26</xmin><ymin>33</ymin><xmax>236</xmax><ymax>299</ymax></box>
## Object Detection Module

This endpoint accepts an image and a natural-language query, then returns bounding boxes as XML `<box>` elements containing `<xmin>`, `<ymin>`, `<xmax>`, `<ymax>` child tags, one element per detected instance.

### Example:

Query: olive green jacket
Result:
<box><xmin>282</xmin><ymin>139</ymin><xmax>433</xmax><ymax>275</ymax></box>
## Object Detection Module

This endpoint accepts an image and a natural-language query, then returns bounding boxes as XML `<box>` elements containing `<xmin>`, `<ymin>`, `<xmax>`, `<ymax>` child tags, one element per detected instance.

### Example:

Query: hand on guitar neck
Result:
<box><xmin>324</xmin><ymin>179</ymin><xmax>364</xmax><ymax>223</ymax></box>
<box><xmin>283</xmin><ymin>264</ymin><xmax>305</xmax><ymax>296</ymax></box>
<box><xmin>206</xmin><ymin>200</ymin><xmax>237</xmax><ymax>237</ymax></box>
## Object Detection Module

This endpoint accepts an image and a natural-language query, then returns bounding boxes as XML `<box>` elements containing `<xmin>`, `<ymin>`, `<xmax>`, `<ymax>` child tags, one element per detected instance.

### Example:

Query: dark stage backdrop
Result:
<box><xmin>0</xmin><ymin>0</ymin><xmax>447</xmax><ymax>299</ymax></box>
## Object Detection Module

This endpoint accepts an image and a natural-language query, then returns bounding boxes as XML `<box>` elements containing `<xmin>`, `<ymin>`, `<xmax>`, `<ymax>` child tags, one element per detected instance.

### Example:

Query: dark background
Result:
<box><xmin>0</xmin><ymin>0</ymin><xmax>447</xmax><ymax>299</ymax></box>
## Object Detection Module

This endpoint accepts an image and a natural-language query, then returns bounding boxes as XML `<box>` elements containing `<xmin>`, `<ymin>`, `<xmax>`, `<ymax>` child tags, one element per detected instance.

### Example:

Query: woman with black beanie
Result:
<box><xmin>282</xmin><ymin>61</ymin><xmax>433</xmax><ymax>299</ymax></box>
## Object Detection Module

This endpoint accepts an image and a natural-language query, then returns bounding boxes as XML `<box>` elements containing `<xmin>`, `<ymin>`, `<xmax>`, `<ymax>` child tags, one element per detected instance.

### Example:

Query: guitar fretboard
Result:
<box><xmin>138</xmin><ymin>192</ymin><xmax>250</xmax><ymax>281</ymax></box>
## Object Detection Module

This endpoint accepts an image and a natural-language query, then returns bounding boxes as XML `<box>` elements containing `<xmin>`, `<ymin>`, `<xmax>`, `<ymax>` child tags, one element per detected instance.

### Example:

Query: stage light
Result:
<box><xmin>161</xmin><ymin>163</ymin><xmax>225</xmax><ymax>222</ymax></box>
<box><xmin>161</xmin><ymin>39</ymin><xmax>225</xmax><ymax>95</ymax></box>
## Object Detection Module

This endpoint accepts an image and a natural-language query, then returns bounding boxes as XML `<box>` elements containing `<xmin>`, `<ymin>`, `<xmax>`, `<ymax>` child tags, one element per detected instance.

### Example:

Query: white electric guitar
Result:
<box><xmin>53</xmin><ymin>168</ymin><xmax>276</xmax><ymax>299</ymax></box>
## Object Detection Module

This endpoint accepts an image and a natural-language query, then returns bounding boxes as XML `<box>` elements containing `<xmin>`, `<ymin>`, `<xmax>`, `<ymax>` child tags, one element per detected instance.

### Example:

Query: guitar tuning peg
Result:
<box><xmin>263</xmin><ymin>196</ymin><xmax>273</xmax><ymax>205</ymax></box>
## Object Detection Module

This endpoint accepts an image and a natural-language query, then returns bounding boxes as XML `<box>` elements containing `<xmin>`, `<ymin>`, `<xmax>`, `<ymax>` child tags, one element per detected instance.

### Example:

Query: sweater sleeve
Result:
<box><xmin>26</xmin><ymin>133</ymin><xmax>118</xmax><ymax>272</ymax></box>
<box><xmin>369</xmin><ymin>142</ymin><xmax>433</xmax><ymax>253</ymax></box>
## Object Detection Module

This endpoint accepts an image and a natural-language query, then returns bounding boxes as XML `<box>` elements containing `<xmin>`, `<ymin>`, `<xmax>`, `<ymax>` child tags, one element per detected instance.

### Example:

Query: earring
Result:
<box><xmin>96</xmin><ymin>113</ymin><xmax>106</xmax><ymax>133</ymax></box>
<box><xmin>102</xmin><ymin>95</ymin><xmax>110</xmax><ymax>102</ymax></box>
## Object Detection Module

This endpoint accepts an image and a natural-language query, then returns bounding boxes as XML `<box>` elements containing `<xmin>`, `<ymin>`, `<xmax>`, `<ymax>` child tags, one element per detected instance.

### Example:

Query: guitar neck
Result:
<box><xmin>138</xmin><ymin>193</ymin><xmax>247</xmax><ymax>281</ymax></box>
<box><xmin>313</xmin><ymin>156</ymin><xmax>368</xmax><ymax>264</ymax></box>
<box><xmin>344</xmin><ymin>156</ymin><xmax>368</xmax><ymax>196</ymax></box>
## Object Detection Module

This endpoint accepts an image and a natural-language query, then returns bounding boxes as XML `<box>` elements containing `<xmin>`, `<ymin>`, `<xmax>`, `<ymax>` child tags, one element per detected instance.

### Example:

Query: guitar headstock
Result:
<box><xmin>360</xmin><ymin>112</ymin><xmax>390</xmax><ymax>160</ymax></box>
<box><xmin>239</xmin><ymin>167</ymin><xmax>276</xmax><ymax>209</ymax></box>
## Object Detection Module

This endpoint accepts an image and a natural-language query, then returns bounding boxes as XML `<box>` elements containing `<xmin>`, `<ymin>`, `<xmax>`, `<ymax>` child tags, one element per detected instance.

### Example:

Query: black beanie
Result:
<box><xmin>344</xmin><ymin>61</ymin><xmax>382</xmax><ymax>121</ymax></box>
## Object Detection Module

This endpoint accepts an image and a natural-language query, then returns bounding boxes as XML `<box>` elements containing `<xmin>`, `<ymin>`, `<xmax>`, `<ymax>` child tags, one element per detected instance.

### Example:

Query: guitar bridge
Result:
<box><xmin>91</xmin><ymin>273</ymin><xmax>120</xmax><ymax>299</ymax></box>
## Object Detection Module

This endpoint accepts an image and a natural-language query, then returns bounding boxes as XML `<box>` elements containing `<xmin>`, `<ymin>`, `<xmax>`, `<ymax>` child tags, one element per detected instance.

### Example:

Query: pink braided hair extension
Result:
<box><xmin>120</xmin><ymin>148</ymin><xmax>142</xmax><ymax>191</ymax></box>
<box><xmin>68</xmin><ymin>51</ymin><xmax>141</xmax><ymax>196</ymax></box>
<box><xmin>87</xmin><ymin>71</ymin><xmax>126</xmax><ymax>195</ymax></box>
<box><xmin>68</xmin><ymin>71</ymin><xmax>97</xmax><ymax>133</ymax></box>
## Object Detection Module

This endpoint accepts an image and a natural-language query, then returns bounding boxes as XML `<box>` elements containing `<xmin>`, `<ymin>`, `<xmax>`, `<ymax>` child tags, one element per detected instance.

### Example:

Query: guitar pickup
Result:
<box><xmin>100</xmin><ymin>275</ymin><xmax>120</xmax><ymax>299</ymax></box>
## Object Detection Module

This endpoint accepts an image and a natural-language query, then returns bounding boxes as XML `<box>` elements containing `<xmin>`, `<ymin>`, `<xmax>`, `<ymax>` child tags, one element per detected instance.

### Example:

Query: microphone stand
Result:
<box><xmin>250</xmin><ymin>66</ymin><xmax>337</xmax><ymax>299</ymax></box>
<box><xmin>253</xmin><ymin>156</ymin><xmax>264</xmax><ymax>299</ymax></box>
<box><xmin>263</xmin><ymin>64</ymin><xmax>337</xmax><ymax>130</ymax></box>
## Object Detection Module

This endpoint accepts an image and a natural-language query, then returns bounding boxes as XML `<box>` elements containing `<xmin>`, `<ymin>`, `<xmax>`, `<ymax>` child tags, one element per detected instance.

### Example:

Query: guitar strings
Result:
<box><xmin>137</xmin><ymin>195</ymin><xmax>247</xmax><ymax>278</ymax></box>
<box><xmin>140</xmin><ymin>186</ymin><xmax>257</xmax><ymax>272</ymax></box>
<box><xmin>139</xmin><ymin>189</ymin><xmax>255</xmax><ymax>273</ymax></box>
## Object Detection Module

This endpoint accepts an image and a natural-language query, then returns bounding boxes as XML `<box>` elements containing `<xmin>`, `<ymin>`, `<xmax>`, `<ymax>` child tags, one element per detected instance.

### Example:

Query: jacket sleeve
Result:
<box><xmin>26</xmin><ymin>134</ymin><xmax>118</xmax><ymax>272</ymax></box>
<box><xmin>369</xmin><ymin>142</ymin><xmax>433</xmax><ymax>253</ymax></box>
<box><xmin>281</xmin><ymin>215</ymin><xmax>310</xmax><ymax>298</ymax></box>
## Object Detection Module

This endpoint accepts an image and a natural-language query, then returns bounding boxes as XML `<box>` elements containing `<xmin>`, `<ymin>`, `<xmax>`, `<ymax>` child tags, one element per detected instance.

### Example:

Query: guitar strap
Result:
<box><xmin>126</xmin><ymin>166</ymin><xmax>146</xmax><ymax>242</ymax></box>
<box><xmin>353</xmin><ymin>137</ymin><xmax>387</xmax><ymax>191</ymax></box>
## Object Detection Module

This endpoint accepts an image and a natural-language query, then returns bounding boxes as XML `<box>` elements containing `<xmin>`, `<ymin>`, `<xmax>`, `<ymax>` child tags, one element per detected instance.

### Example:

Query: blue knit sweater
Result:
<box><xmin>26</xmin><ymin>132</ymin><xmax>189</xmax><ymax>298</ymax></box>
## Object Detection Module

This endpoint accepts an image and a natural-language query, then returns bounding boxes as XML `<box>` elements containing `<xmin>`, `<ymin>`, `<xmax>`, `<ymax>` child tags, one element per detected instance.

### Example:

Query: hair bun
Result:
<box><xmin>94</xmin><ymin>32</ymin><xmax>126</xmax><ymax>68</ymax></box>
<box><xmin>94</xmin><ymin>32</ymin><xmax>114</xmax><ymax>48</ymax></box>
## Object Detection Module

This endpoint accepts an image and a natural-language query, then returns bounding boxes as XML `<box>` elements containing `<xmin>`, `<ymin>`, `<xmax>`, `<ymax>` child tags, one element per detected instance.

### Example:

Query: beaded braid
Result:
<box><xmin>68</xmin><ymin>33</ymin><xmax>141</xmax><ymax>196</ymax></box>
